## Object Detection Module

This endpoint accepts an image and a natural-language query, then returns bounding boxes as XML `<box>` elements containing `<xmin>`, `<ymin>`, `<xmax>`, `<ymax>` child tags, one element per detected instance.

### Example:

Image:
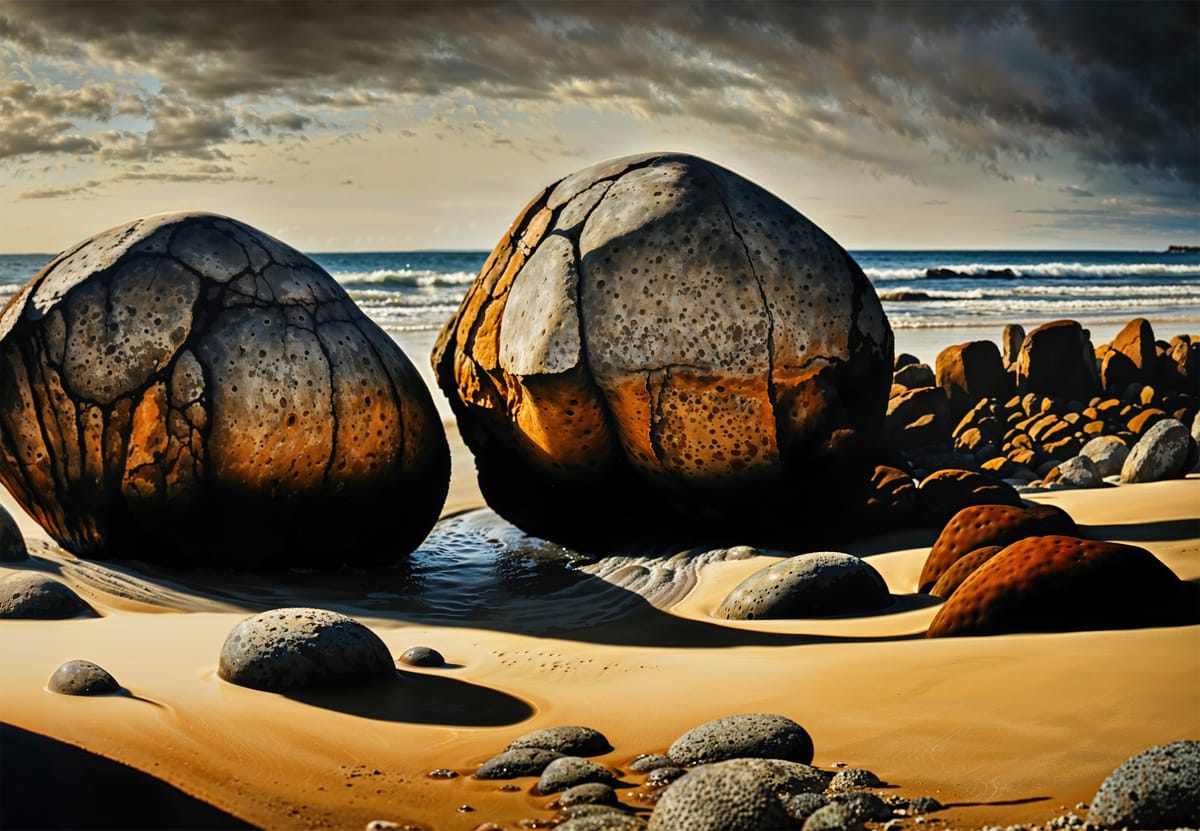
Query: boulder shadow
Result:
<box><xmin>1078</xmin><ymin>517</ymin><xmax>1200</xmax><ymax>543</ymax></box>
<box><xmin>284</xmin><ymin>670</ymin><xmax>533</xmax><ymax>726</ymax></box>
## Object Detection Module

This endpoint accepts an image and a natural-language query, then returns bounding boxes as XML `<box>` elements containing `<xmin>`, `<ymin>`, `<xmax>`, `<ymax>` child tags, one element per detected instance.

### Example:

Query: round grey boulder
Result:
<box><xmin>508</xmin><ymin>725</ymin><xmax>611</xmax><ymax>756</ymax></box>
<box><xmin>1121</xmin><ymin>418</ymin><xmax>1191</xmax><ymax>483</ymax></box>
<box><xmin>398</xmin><ymin>646</ymin><xmax>444</xmax><ymax>667</ymax></box>
<box><xmin>0</xmin><ymin>505</ymin><xmax>27</xmax><ymax>561</ymax></box>
<box><xmin>475</xmin><ymin>747</ymin><xmax>562</xmax><ymax>779</ymax></box>
<box><xmin>1055</xmin><ymin>455</ymin><xmax>1102</xmax><ymax>489</ymax></box>
<box><xmin>1088</xmin><ymin>740</ymin><xmax>1200</xmax><ymax>828</ymax></box>
<box><xmin>668</xmin><ymin>713</ymin><xmax>814</xmax><ymax>765</ymax></box>
<box><xmin>716</xmin><ymin>552</ymin><xmax>891</xmax><ymax>619</ymax></box>
<box><xmin>0</xmin><ymin>572</ymin><xmax>90</xmax><ymax>619</ymax></box>
<box><xmin>1080</xmin><ymin>435</ymin><xmax>1129</xmax><ymax>479</ymax></box>
<box><xmin>555</xmin><ymin>782</ymin><xmax>619</xmax><ymax>808</ymax></box>
<box><xmin>48</xmin><ymin>659</ymin><xmax>120</xmax><ymax>695</ymax></box>
<box><xmin>802</xmin><ymin>802</ymin><xmax>867</xmax><ymax>831</ymax></box>
<box><xmin>628</xmin><ymin>753</ymin><xmax>674</xmax><ymax>773</ymax></box>
<box><xmin>217</xmin><ymin>607</ymin><xmax>394</xmax><ymax>692</ymax></box>
<box><xmin>647</xmin><ymin>762</ymin><xmax>791</xmax><ymax>831</ymax></box>
<box><xmin>535</xmin><ymin>756</ymin><xmax>617</xmax><ymax>794</ymax></box>
<box><xmin>698</xmin><ymin>757</ymin><xmax>829</xmax><ymax>797</ymax></box>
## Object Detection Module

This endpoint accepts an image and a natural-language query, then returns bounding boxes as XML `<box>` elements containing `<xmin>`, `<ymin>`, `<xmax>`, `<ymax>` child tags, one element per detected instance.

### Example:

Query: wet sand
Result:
<box><xmin>1</xmin><ymin>332</ymin><xmax>1197</xmax><ymax>830</ymax></box>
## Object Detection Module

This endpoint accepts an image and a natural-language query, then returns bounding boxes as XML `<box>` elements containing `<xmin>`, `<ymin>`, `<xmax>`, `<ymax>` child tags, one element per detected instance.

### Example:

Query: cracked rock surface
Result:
<box><xmin>433</xmin><ymin>153</ymin><xmax>893</xmax><ymax>546</ymax></box>
<box><xmin>0</xmin><ymin>212</ymin><xmax>448</xmax><ymax>568</ymax></box>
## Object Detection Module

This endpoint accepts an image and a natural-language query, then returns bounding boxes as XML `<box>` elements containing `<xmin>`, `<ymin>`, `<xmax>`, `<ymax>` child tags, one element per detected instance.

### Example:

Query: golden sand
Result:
<box><xmin>1</xmin><ymin>426</ymin><xmax>1197</xmax><ymax>830</ymax></box>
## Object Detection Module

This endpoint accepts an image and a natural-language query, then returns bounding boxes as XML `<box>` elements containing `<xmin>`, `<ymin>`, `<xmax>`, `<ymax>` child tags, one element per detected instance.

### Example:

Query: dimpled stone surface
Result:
<box><xmin>48</xmin><ymin>659</ymin><xmax>120</xmax><ymax>695</ymax></box>
<box><xmin>508</xmin><ymin>725</ymin><xmax>611</xmax><ymax>756</ymax></box>
<box><xmin>918</xmin><ymin>503</ymin><xmax>1077</xmax><ymax>593</ymax></box>
<box><xmin>929</xmin><ymin>545</ymin><xmax>1003</xmax><ymax>598</ymax></box>
<box><xmin>646</xmin><ymin>763</ymin><xmax>790</xmax><ymax>831</ymax></box>
<box><xmin>668</xmin><ymin>713</ymin><xmax>814</xmax><ymax>765</ymax></box>
<box><xmin>218</xmin><ymin>607</ymin><xmax>394</xmax><ymax>691</ymax></box>
<box><xmin>926</xmin><ymin>536</ymin><xmax>1197</xmax><ymax>637</ymax></box>
<box><xmin>536</xmin><ymin>756</ymin><xmax>617</xmax><ymax>794</ymax></box>
<box><xmin>0</xmin><ymin>212</ymin><xmax>448</xmax><ymax>568</ymax></box>
<box><xmin>699</xmin><ymin>757</ymin><xmax>830</xmax><ymax>797</ymax></box>
<box><xmin>433</xmin><ymin>153</ymin><xmax>893</xmax><ymax>546</ymax></box>
<box><xmin>1088</xmin><ymin>740</ymin><xmax>1200</xmax><ymax>829</ymax></box>
<box><xmin>0</xmin><ymin>571</ymin><xmax>90</xmax><ymax>618</ymax></box>
<box><xmin>1120</xmin><ymin>418</ymin><xmax>1191</xmax><ymax>483</ymax></box>
<box><xmin>475</xmin><ymin>747</ymin><xmax>563</xmax><ymax>780</ymax></box>
<box><xmin>716</xmin><ymin>552</ymin><xmax>890</xmax><ymax>619</ymax></box>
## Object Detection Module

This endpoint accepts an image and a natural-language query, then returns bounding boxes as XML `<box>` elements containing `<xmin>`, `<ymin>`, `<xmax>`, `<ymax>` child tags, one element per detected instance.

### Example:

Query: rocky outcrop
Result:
<box><xmin>935</xmin><ymin>340</ymin><xmax>1010</xmax><ymax>420</ymax></box>
<box><xmin>433</xmin><ymin>153</ymin><xmax>893</xmax><ymax>546</ymax></box>
<box><xmin>1016</xmin><ymin>320</ymin><xmax>1100</xmax><ymax>403</ymax></box>
<box><xmin>0</xmin><ymin>212</ymin><xmax>448</xmax><ymax>568</ymax></box>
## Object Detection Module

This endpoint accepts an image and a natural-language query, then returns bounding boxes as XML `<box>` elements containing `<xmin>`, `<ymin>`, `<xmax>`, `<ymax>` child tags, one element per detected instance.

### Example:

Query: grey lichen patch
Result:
<box><xmin>218</xmin><ymin>607</ymin><xmax>394</xmax><ymax>692</ymax></box>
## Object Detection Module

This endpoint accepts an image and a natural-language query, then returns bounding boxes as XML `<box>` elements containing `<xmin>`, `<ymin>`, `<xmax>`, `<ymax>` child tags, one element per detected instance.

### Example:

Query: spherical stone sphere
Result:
<box><xmin>0</xmin><ymin>212</ymin><xmax>449</xmax><ymax>568</ymax></box>
<box><xmin>433</xmin><ymin>153</ymin><xmax>893</xmax><ymax>546</ymax></box>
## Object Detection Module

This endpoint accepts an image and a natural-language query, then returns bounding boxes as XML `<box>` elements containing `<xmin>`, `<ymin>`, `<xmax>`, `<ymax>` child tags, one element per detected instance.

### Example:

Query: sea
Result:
<box><xmin>2</xmin><ymin>249</ymin><xmax>1198</xmax><ymax>364</ymax></box>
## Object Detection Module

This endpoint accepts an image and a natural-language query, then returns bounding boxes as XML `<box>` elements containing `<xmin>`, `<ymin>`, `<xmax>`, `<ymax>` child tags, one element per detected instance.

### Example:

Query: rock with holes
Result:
<box><xmin>929</xmin><ymin>545</ymin><xmax>1003</xmax><ymax>598</ymax></box>
<box><xmin>0</xmin><ymin>571</ymin><xmax>90</xmax><ymax>618</ymax></box>
<box><xmin>218</xmin><ymin>607</ymin><xmax>395</xmax><ymax>691</ymax></box>
<box><xmin>0</xmin><ymin>212</ymin><xmax>448</xmax><ymax>568</ymax></box>
<box><xmin>668</xmin><ymin>713</ymin><xmax>814</xmax><ymax>766</ymax></box>
<box><xmin>919</xmin><ymin>503</ymin><xmax>1077</xmax><ymax>592</ymax></box>
<box><xmin>926</xmin><ymin>536</ymin><xmax>1198</xmax><ymax>637</ymax></box>
<box><xmin>536</xmin><ymin>756</ymin><xmax>618</xmax><ymax>794</ymax></box>
<box><xmin>1120</xmin><ymin>417</ymin><xmax>1192</xmax><ymax>483</ymax></box>
<box><xmin>509</xmin><ymin>725</ymin><xmax>612</xmax><ymax>756</ymax></box>
<box><xmin>715</xmin><ymin>552</ymin><xmax>890</xmax><ymax>620</ymax></box>
<box><xmin>646</xmin><ymin>762</ymin><xmax>791</xmax><ymax>831</ymax></box>
<box><xmin>1088</xmin><ymin>740</ymin><xmax>1200</xmax><ymax>829</ymax></box>
<box><xmin>433</xmin><ymin>153</ymin><xmax>893</xmax><ymax>547</ymax></box>
<box><xmin>48</xmin><ymin>659</ymin><xmax>121</xmax><ymax>695</ymax></box>
<box><xmin>475</xmin><ymin>747</ymin><xmax>563</xmax><ymax>780</ymax></box>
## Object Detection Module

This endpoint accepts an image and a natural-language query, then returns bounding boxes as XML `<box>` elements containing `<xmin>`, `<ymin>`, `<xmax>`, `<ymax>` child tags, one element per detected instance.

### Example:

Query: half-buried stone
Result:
<box><xmin>475</xmin><ymin>748</ymin><xmax>562</xmax><ymax>780</ymax></box>
<box><xmin>48</xmin><ymin>659</ymin><xmax>121</xmax><ymax>696</ymax></box>
<box><xmin>0</xmin><ymin>211</ymin><xmax>449</xmax><ymax>569</ymax></box>
<box><xmin>1088</xmin><ymin>740</ymin><xmax>1200</xmax><ymax>829</ymax></box>
<box><xmin>0</xmin><ymin>572</ymin><xmax>91</xmax><ymax>619</ymax></box>
<box><xmin>508</xmin><ymin>725</ymin><xmax>612</xmax><ymax>756</ymax></box>
<box><xmin>218</xmin><ymin>607</ymin><xmax>394</xmax><ymax>692</ymax></box>
<box><xmin>716</xmin><ymin>552</ymin><xmax>890</xmax><ymax>620</ymax></box>
<box><xmin>535</xmin><ymin>757</ymin><xmax>618</xmax><ymax>794</ymax></box>
<box><xmin>646</xmin><ymin>763</ymin><xmax>791</xmax><ymax>831</ymax></box>
<box><xmin>433</xmin><ymin>152</ymin><xmax>894</xmax><ymax>548</ymax></box>
<box><xmin>668</xmin><ymin>713</ymin><xmax>814</xmax><ymax>766</ymax></box>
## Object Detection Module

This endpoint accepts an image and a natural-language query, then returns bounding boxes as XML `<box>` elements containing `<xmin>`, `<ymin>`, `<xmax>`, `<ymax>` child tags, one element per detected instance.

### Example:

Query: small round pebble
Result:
<box><xmin>827</xmin><ymin>767</ymin><xmax>884</xmax><ymax>792</ymax></box>
<box><xmin>218</xmin><ymin>607</ymin><xmax>394</xmax><ymax>692</ymax></box>
<box><xmin>554</xmin><ymin>782</ymin><xmax>618</xmax><ymax>808</ymax></box>
<box><xmin>428</xmin><ymin>768</ymin><xmax>458</xmax><ymax>779</ymax></box>
<box><xmin>668</xmin><ymin>713</ymin><xmax>814</xmax><ymax>765</ymax></box>
<box><xmin>644</xmin><ymin>766</ymin><xmax>687</xmax><ymax>788</ymax></box>
<box><xmin>508</xmin><ymin>725</ymin><xmax>612</xmax><ymax>756</ymax></box>
<box><xmin>475</xmin><ymin>747</ymin><xmax>562</xmax><ymax>779</ymax></box>
<box><xmin>536</xmin><ymin>756</ymin><xmax>617</xmax><ymax>794</ymax></box>
<box><xmin>908</xmin><ymin>795</ymin><xmax>943</xmax><ymax>815</ymax></box>
<box><xmin>0</xmin><ymin>505</ymin><xmax>28</xmax><ymax>561</ymax></box>
<box><xmin>1088</xmin><ymin>739</ymin><xmax>1200</xmax><ymax>828</ymax></box>
<box><xmin>786</xmin><ymin>792</ymin><xmax>831</xmax><ymax>824</ymax></box>
<box><xmin>398</xmin><ymin>646</ymin><xmax>444</xmax><ymax>667</ymax></box>
<box><xmin>0</xmin><ymin>572</ymin><xmax>90</xmax><ymax>619</ymax></box>
<box><xmin>47</xmin><ymin>659</ymin><xmax>120</xmax><ymax>695</ymax></box>
<box><xmin>628</xmin><ymin>753</ymin><xmax>674</xmax><ymax>773</ymax></box>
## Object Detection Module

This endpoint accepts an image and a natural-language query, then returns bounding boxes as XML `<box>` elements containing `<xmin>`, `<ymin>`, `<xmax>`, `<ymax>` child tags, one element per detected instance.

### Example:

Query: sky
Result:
<box><xmin>0</xmin><ymin>0</ymin><xmax>1196</xmax><ymax>255</ymax></box>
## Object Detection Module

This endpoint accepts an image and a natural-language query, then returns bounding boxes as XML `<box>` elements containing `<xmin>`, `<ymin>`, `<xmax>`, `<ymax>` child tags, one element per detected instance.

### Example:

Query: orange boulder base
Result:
<box><xmin>926</xmin><ymin>535</ymin><xmax>1199</xmax><ymax>637</ymax></box>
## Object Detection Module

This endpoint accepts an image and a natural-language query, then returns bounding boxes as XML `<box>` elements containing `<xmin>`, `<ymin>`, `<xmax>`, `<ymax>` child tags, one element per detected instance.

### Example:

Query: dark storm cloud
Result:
<box><xmin>0</xmin><ymin>0</ymin><xmax>1195</xmax><ymax>189</ymax></box>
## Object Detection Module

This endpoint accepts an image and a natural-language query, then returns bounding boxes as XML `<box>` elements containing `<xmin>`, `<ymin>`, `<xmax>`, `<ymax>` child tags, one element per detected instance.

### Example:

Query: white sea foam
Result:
<box><xmin>330</xmin><ymin>268</ymin><xmax>476</xmax><ymax>287</ymax></box>
<box><xmin>865</xmin><ymin>262</ymin><xmax>1200</xmax><ymax>280</ymax></box>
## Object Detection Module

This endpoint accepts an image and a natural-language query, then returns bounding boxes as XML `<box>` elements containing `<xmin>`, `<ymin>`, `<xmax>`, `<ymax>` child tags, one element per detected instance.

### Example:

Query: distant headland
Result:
<box><xmin>1165</xmin><ymin>245</ymin><xmax>1199</xmax><ymax>253</ymax></box>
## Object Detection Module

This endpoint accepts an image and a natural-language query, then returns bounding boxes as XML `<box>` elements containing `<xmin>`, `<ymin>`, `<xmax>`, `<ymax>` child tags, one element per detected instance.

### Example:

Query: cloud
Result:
<box><xmin>1059</xmin><ymin>185</ymin><xmax>1095</xmax><ymax>198</ymax></box>
<box><xmin>18</xmin><ymin>178</ymin><xmax>101</xmax><ymax>199</ymax></box>
<box><xmin>0</xmin><ymin>1</ymin><xmax>1195</xmax><ymax>193</ymax></box>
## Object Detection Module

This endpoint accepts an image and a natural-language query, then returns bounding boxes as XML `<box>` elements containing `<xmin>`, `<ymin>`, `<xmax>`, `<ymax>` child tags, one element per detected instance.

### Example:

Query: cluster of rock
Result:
<box><xmin>0</xmin><ymin>212</ymin><xmax>449</xmax><ymax>569</ymax></box>
<box><xmin>433</xmin><ymin>152</ymin><xmax>896</xmax><ymax>548</ymax></box>
<box><xmin>886</xmin><ymin>318</ymin><xmax>1199</xmax><ymax>491</ymax></box>
<box><xmin>918</xmin><ymin>503</ymin><xmax>1198</xmax><ymax>637</ymax></box>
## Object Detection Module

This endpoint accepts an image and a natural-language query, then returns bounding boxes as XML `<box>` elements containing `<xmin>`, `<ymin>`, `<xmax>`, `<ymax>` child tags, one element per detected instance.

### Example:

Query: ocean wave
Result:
<box><xmin>864</xmin><ymin>262</ymin><xmax>1200</xmax><ymax>281</ymax></box>
<box><xmin>879</xmin><ymin>283</ymin><xmax>1199</xmax><ymax>302</ymax></box>
<box><xmin>330</xmin><ymin>268</ymin><xmax>476</xmax><ymax>288</ymax></box>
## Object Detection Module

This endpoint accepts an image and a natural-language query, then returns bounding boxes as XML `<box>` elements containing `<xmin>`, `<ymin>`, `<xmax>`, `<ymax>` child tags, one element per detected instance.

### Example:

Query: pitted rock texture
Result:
<box><xmin>826</xmin><ymin>767</ymin><xmax>884</xmax><ymax>793</ymax></box>
<box><xmin>801</xmin><ymin>802</ymin><xmax>867</xmax><ymax>831</ymax></box>
<box><xmin>698</xmin><ymin>757</ymin><xmax>830</xmax><ymax>797</ymax></box>
<box><xmin>921</xmin><ymin>503</ymin><xmax>1066</xmax><ymax>589</ymax></box>
<box><xmin>667</xmin><ymin>713</ymin><xmax>814</xmax><ymax>765</ymax></box>
<box><xmin>217</xmin><ymin>607</ymin><xmax>395</xmax><ymax>691</ymax></box>
<box><xmin>928</xmin><ymin>545</ymin><xmax>1003</xmax><ymax>598</ymax></box>
<box><xmin>1120</xmin><ymin>417</ymin><xmax>1192</xmax><ymax>483</ymax></box>
<box><xmin>508</xmin><ymin>725</ymin><xmax>612</xmax><ymax>756</ymax></box>
<box><xmin>0</xmin><ymin>212</ymin><xmax>448</xmax><ymax>568</ymax></box>
<box><xmin>535</xmin><ymin>756</ymin><xmax>618</xmax><ymax>794</ymax></box>
<box><xmin>48</xmin><ymin>659</ymin><xmax>120</xmax><ymax>695</ymax></box>
<box><xmin>926</xmin><ymin>535</ymin><xmax>1198</xmax><ymax>637</ymax></box>
<box><xmin>0</xmin><ymin>504</ymin><xmax>27</xmax><ymax>561</ymax></box>
<box><xmin>628</xmin><ymin>754</ymin><xmax>674</xmax><ymax>773</ymax></box>
<box><xmin>0</xmin><ymin>571</ymin><xmax>90</xmax><ymax>618</ymax></box>
<box><xmin>555</xmin><ymin>782</ymin><xmax>619</xmax><ymax>808</ymax></box>
<box><xmin>475</xmin><ymin>747</ymin><xmax>563</xmax><ymax>780</ymax></box>
<box><xmin>1088</xmin><ymin>740</ymin><xmax>1200</xmax><ymax>829</ymax></box>
<box><xmin>560</xmin><ymin>809</ymin><xmax>648</xmax><ymax>830</ymax></box>
<box><xmin>786</xmin><ymin>792</ymin><xmax>831</xmax><ymax>825</ymax></box>
<box><xmin>715</xmin><ymin>551</ymin><xmax>890</xmax><ymax>620</ymax></box>
<box><xmin>432</xmin><ymin>153</ymin><xmax>893</xmax><ymax>546</ymax></box>
<box><xmin>646</xmin><ymin>762</ymin><xmax>791</xmax><ymax>831</ymax></box>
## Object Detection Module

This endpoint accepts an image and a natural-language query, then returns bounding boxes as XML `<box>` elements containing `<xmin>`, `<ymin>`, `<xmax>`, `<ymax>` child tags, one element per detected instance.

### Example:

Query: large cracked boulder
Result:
<box><xmin>0</xmin><ymin>212</ymin><xmax>448</xmax><ymax>568</ymax></box>
<box><xmin>433</xmin><ymin>153</ymin><xmax>893</xmax><ymax>546</ymax></box>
